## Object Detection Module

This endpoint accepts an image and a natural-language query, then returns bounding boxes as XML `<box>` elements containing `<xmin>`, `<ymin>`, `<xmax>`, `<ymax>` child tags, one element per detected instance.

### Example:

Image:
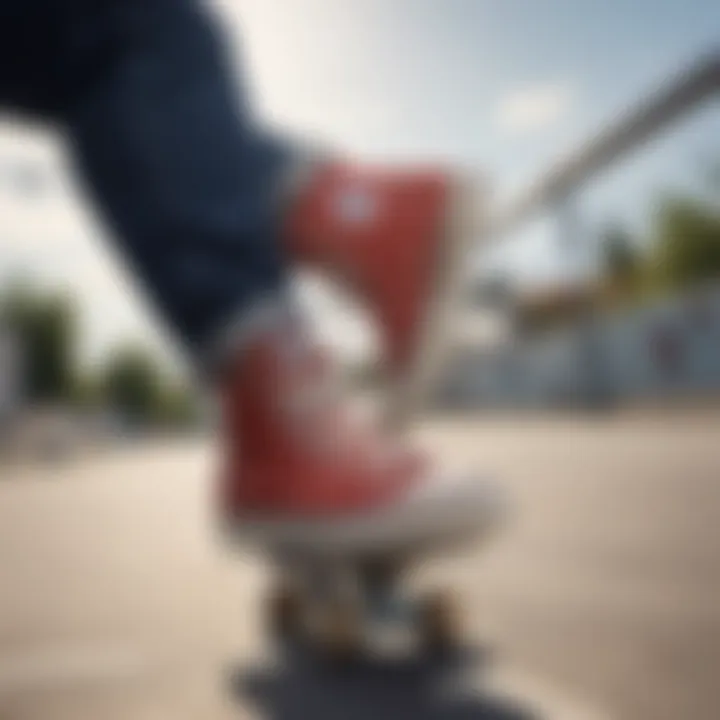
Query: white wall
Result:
<box><xmin>441</xmin><ymin>283</ymin><xmax>720</xmax><ymax>408</ymax></box>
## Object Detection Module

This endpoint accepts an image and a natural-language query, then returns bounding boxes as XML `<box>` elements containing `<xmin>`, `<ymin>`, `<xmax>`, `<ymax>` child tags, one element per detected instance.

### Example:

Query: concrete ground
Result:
<box><xmin>0</xmin><ymin>413</ymin><xmax>719</xmax><ymax>719</ymax></box>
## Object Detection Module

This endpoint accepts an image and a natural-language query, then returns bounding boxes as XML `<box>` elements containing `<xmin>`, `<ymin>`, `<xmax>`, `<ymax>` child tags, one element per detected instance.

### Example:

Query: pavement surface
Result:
<box><xmin>0</xmin><ymin>414</ymin><xmax>719</xmax><ymax>720</ymax></box>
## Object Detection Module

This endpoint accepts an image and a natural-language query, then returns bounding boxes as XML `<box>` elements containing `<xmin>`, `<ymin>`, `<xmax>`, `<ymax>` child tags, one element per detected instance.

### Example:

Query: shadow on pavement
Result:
<box><xmin>230</xmin><ymin>647</ymin><xmax>539</xmax><ymax>720</ymax></box>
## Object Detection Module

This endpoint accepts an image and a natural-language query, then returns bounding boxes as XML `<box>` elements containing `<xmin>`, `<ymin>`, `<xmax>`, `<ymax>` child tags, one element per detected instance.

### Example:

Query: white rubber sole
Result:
<box><xmin>387</xmin><ymin>174</ymin><xmax>484</xmax><ymax>429</ymax></box>
<box><xmin>223</xmin><ymin>472</ymin><xmax>509</xmax><ymax>560</ymax></box>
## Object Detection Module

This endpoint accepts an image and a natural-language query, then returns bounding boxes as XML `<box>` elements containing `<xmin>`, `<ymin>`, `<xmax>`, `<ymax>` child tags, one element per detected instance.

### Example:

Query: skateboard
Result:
<box><xmin>238</xmin><ymin>480</ymin><xmax>508</xmax><ymax>664</ymax></box>
<box><xmin>264</xmin><ymin>544</ymin><xmax>466</xmax><ymax>664</ymax></box>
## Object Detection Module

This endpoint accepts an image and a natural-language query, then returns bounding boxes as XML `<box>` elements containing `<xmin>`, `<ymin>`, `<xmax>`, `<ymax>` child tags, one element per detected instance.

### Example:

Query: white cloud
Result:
<box><xmin>494</xmin><ymin>83</ymin><xmax>573</xmax><ymax>134</ymax></box>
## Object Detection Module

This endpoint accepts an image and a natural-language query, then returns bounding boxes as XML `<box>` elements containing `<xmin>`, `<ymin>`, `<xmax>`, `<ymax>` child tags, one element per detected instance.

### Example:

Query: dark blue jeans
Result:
<box><xmin>0</xmin><ymin>0</ymin><xmax>289</xmax><ymax>360</ymax></box>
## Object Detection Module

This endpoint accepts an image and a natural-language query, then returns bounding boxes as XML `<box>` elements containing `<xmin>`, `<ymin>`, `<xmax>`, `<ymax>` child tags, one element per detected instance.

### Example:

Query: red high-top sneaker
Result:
<box><xmin>285</xmin><ymin>161</ymin><xmax>482</xmax><ymax>427</ymax></box>
<box><xmin>218</xmin><ymin>307</ymin><xmax>505</xmax><ymax>556</ymax></box>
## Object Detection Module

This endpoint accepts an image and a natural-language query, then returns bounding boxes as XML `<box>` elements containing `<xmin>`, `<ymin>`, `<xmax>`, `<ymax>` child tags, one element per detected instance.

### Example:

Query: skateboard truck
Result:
<box><xmin>266</xmin><ymin>552</ymin><xmax>461</xmax><ymax>664</ymax></box>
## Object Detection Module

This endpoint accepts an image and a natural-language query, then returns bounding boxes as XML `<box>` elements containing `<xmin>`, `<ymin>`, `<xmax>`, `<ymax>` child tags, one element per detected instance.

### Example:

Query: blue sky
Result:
<box><xmin>241</xmin><ymin>0</ymin><xmax>717</xmax><ymax>171</ymax></box>
<box><xmin>236</xmin><ymin>0</ymin><xmax>718</xmax><ymax>283</ymax></box>
<box><xmin>0</xmin><ymin>0</ymin><xmax>718</xmax><ymax>360</ymax></box>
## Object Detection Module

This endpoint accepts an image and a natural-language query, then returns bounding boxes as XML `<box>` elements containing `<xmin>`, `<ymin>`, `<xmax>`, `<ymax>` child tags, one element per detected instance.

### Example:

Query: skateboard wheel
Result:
<box><xmin>268</xmin><ymin>583</ymin><xmax>304</xmax><ymax>642</ymax></box>
<box><xmin>418</xmin><ymin>590</ymin><xmax>459</xmax><ymax>654</ymax></box>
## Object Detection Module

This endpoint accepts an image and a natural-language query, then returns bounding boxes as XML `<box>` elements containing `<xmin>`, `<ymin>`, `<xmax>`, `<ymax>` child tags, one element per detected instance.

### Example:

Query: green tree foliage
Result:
<box><xmin>101</xmin><ymin>344</ymin><xmax>164</xmax><ymax>426</ymax></box>
<box><xmin>100</xmin><ymin>343</ymin><xmax>200</xmax><ymax>429</ymax></box>
<box><xmin>154</xmin><ymin>383</ymin><xmax>200</xmax><ymax>429</ymax></box>
<box><xmin>651</xmin><ymin>194</ymin><xmax>720</xmax><ymax>291</ymax></box>
<box><xmin>601</xmin><ymin>224</ymin><xmax>642</xmax><ymax>288</ymax></box>
<box><xmin>0</xmin><ymin>280</ymin><xmax>200</xmax><ymax>430</ymax></box>
<box><xmin>69</xmin><ymin>373</ymin><xmax>104</xmax><ymax>410</ymax></box>
<box><xmin>598</xmin><ymin>170</ymin><xmax>720</xmax><ymax>305</ymax></box>
<box><xmin>0</xmin><ymin>281</ymin><xmax>76</xmax><ymax>404</ymax></box>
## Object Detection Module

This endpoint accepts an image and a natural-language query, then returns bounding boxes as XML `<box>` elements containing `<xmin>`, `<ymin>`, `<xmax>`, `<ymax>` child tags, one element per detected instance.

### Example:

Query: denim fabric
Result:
<box><xmin>0</xmin><ymin>0</ymin><xmax>289</xmax><ymax>356</ymax></box>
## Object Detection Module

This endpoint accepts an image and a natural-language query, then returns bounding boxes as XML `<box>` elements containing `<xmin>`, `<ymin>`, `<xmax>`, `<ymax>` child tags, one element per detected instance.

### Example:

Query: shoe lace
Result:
<box><xmin>276</xmin><ymin>330</ymin><xmax>396</xmax><ymax>478</ymax></box>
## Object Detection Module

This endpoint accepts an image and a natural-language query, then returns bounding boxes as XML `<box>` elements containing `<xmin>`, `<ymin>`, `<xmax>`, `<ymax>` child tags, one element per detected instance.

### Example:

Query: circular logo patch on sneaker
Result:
<box><xmin>334</xmin><ymin>184</ymin><xmax>378</xmax><ymax>225</ymax></box>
